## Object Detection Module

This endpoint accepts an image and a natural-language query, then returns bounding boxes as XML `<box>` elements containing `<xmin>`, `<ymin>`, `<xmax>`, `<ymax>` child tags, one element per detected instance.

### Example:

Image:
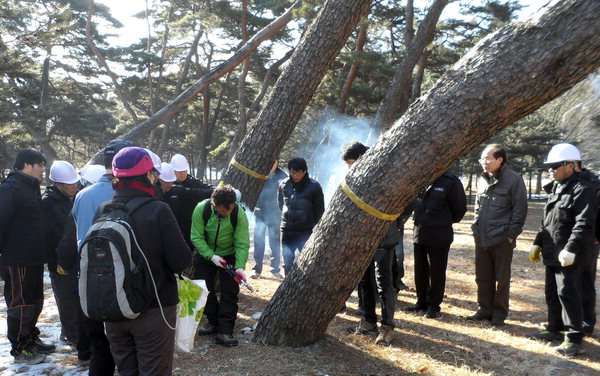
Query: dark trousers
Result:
<box><xmin>475</xmin><ymin>239</ymin><xmax>514</xmax><ymax>320</ymax></box>
<box><xmin>359</xmin><ymin>247</ymin><xmax>396</xmax><ymax>328</ymax></box>
<box><xmin>84</xmin><ymin>316</ymin><xmax>115</xmax><ymax>376</ymax></box>
<box><xmin>106</xmin><ymin>305</ymin><xmax>177</xmax><ymax>376</ymax></box>
<box><xmin>413</xmin><ymin>243</ymin><xmax>451</xmax><ymax>311</ymax></box>
<box><xmin>582</xmin><ymin>243</ymin><xmax>599</xmax><ymax>334</ymax></box>
<box><xmin>281</xmin><ymin>231</ymin><xmax>311</xmax><ymax>275</ymax></box>
<box><xmin>391</xmin><ymin>226</ymin><xmax>406</xmax><ymax>291</ymax></box>
<box><xmin>1</xmin><ymin>265</ymin><xmax>44</xmax><ymax>355</ymax></box>
<box><xmin>50</xmin><ymin>271</ymin><xmax>81</xmax><ymax>344</ymax></box>
<box><xmin>253</xmin><ymin>217</ymin><xmax>281</xmax><ymax>274</ymax></box>
<box><xmin>195</xmin><ymin>254</ymin><xmax>240</xmax><ymax>334</ymax></box>
<box><xmin>545</xmin><ymin>264</ymin><xmax>584</xmax><ymax>344</ymax></box>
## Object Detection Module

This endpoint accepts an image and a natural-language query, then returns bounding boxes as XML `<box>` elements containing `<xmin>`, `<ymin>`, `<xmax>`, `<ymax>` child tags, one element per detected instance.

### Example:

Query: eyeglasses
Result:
<box><xmin>478</xmin><ymin>157</ymin><xmax>495</xmax><ymax>163</ymax></box>
<box><xmin>548</xmin><ymin>162</ymin><xmax>570</xmax><ymax>170</ymax></box>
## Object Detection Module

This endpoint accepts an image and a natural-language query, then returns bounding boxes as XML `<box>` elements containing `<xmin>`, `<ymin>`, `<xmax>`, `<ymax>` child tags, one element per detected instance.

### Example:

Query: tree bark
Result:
<box><xmin>373</xmin><ymin>0</ymin><xmax>449</xmax><ymax>130</ymax></box>
<box><xmin>252</xmin><ymin>0</ymin><xmax>600</xmax><ymax>346</ymax></box>
<box><xmin>222</xmin><ymin>0</ymin><xmax>374</xmax><ymax>208</ymax></box>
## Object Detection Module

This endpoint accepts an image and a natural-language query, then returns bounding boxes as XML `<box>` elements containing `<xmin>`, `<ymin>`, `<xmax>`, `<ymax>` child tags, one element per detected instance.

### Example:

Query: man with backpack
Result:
<box><xmin>191</xmin><ymin>184</ymin><xmax>250</xmax><ymax>347</ymax></box>
<box><xmin>0</xmin><ymin>148</ymin><xmax>54</xmax><ymax>365</ymax></box>
<box><xmin>94</xmin><ymin>146</ymin><xmax>192</xmax><ymax>375</ymax></box>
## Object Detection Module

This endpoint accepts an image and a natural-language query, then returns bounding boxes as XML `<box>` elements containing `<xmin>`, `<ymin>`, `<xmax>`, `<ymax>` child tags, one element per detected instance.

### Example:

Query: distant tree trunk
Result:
<box><xmin>411</xmin><ymin>49</ymin><xmax>428</xmax><ymax>101</ymax></box>
<box><xmin>252</xmin><ymin>0</ymin><xmax>600</xmax><ymax>346</ymax></box>
<box><xmin>373</xmin><ymin>0</ymin><xmax>448</xmax><ymax>130</ymax></box>
<box><xmin>222</xmin><ymin>0</ymin><xmax>374</xmax><ymax>208</ymax></box>
<box><xmin>339</xmin><ymin>19</ymin><xmax>368</xmax><ymax>114</ymax></box>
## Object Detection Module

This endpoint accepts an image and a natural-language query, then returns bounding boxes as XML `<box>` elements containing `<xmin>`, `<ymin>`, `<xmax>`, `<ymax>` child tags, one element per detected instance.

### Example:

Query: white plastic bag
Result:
<box><xmin>175</xmin><ymin>276</ymin><xmax>208</xmax><ymax>352</ymax></box>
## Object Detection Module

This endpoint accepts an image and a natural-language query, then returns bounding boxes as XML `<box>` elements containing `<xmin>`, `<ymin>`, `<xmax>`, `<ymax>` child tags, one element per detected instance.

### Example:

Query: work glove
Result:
<box><xmin>558</xmin><ymin>249</ymin><xmax>576</xmax><ymax>267</ymax></box>
<box><xmin>211</xmin><ymin>255</ymin><xmax>226</xmax><ymax>268</ymax></box>
<box><xmin>529</xmin><ymin>245</ymin><xmax>542</xmax><ymax>263</ymax></box>
<box><xmin>56</xmin><ymin>265</ymin><xmax>68</xmax><ymax>276</ymax></box>
<box><xmin>235</xmin><ymin>269</ymin><xmax>247</xmax><ymax>283</ymax></box>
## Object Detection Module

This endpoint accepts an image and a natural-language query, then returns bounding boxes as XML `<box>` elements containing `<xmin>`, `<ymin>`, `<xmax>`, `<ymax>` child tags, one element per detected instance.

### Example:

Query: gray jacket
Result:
<box><xmin>472</xmin><ymin>164</ymin><xmax>528</xmax><ymax>248</ymax></box>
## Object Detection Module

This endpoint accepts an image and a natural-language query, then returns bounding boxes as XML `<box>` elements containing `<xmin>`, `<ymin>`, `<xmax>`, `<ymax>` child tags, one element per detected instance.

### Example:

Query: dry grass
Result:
<box><xmin>175</xmin><ymin>201</ymin><xmax>600</xmax><ymax>376</ymax></box>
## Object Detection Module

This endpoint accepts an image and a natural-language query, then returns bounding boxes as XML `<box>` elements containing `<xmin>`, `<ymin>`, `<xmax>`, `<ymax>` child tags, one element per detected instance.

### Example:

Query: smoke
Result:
<box><xmin>303</xmin><ymin>108</ymin><xmax>378</xmax><ymax>206</ymax></box>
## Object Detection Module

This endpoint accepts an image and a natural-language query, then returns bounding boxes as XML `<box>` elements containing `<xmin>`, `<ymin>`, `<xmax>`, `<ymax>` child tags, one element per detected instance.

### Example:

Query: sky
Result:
<box><xmin>97</xmin><ymin>0</ymin><xmax>553</xmax><ymax>47</ymax></box>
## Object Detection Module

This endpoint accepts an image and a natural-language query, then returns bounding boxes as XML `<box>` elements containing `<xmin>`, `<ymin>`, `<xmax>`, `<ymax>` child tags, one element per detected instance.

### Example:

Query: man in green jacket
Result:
<box><xmin>190</xmin><ymin>184</ymin><xmax>249</xmax><ymax>346</ymax></box>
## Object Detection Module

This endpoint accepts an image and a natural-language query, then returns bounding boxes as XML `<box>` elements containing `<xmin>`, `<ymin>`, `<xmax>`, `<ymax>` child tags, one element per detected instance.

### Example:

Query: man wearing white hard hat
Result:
<box><xmin>170</xmin><ymin>153</ymin><xmax>213</xmax><ymax>190</ymax></box>
<box><xmin>42</xmin><ymin>161</ymin><xmax>82</xmax><ymax>351</ymax></box>
<box><xmin>158</xmin><ymin>162</ymin><xmax>213</xmax><ymax>270</ymax></box>
<box><xmin>530</xmin><ymin>143</ymin><xmax>597</xmax><ymax>356</ymax></box>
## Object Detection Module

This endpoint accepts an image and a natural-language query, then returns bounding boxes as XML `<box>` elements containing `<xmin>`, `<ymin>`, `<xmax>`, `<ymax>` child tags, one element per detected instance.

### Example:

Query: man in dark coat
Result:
<box><xmin>403</xmin><ymin>172</ymin><xmax>467</xmax><ymax>318</ymax></box>
<box><xmin>0</xmin><ymin>148</ymin><xmax>54</xmax><ymax>364</ymax></box>
<box><xmin>251</xmin><ymin>160</ymin><xmax>287</xmax><ymax>279</ymax></box>
<box><xmin>278</xmin><ymin>157</ymin><xmax>325</xmax><ymax>276</ymax></box>
<box><xmin>530</xmin><ymin>143</ymin><xmax>597</xmax><ymax>356</ymax></box>
<box><xmin>42</xmin><ymin>161</ymin><xmax>83</xmax><ymax>349</ymax></box>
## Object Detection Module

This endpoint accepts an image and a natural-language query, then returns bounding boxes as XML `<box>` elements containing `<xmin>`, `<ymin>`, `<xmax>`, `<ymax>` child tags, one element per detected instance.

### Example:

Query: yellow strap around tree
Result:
<box><xmin>340</xmin><ymin>180</ymin><xmax>401</xmax><ymax>221</ymax></box>
<box><xmin>230</xmin><ymin>159</ymin><xmax>268</xmax><ymax>180</ymax></box>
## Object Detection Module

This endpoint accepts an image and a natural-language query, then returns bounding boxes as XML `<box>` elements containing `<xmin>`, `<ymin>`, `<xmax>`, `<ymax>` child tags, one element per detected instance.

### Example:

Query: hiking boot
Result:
<box><xmin>13</xmin><ymin>348</ymin><xmax>46</xmax><ymax>365</ymax></box>
<box><xmin>271</xmin><ymin>271</ymin><xmax>284</xmax><ymax>280</ymax></box>
<box><xmin>29</xmin><ymin>337</ymin><xmax>56</xmax><ymax>354</ymax></box>
<box><xmin>553</xmin><ymin>341</ymin><xmax>584</xmax><ymax>356</ymax></box>
<box><xmin>491</xmin><ymin>318</ymin><xmax>505</xmax><ymax>327</ymax></box>
<box><xmin>466</xmin><ymin>311</ymin><xmax>492</xmax><ymax>321</ymax></box>
<box><xmin>197</xmin><ymin>322</ymin><xmax>218</xmax><ymax>335</ymax></box>
<box><xmin>249</xmin><ymin>271</ymin><xmax>261</xmax><ymax>279</ymax></box>
<box><xmin>403</xmin><ymin>303</ymin><xmax>427</xmax><ymax>313</ymax></box>
<box><xmin>77</xmin><ymin>358</ymin><xmax>91</xmax><ymax>367</ymax></box>
<box><xmin>532</xmin><ymin>330</ymin><xmax>563</xmax><ymax>342</ymax></box>
<box><xmin>375</xmin><ymin>325</ymin><xmax>393</xmax><ymax>346</ymax></box>
<box><xmin>348</xmin><ymin>318</ymin><xmax>378</xmax><ymax>335</ymax></box>
<box><xmin>215</xmin><ymin>333</ymin><xmax>238</xmax><ymax>347</ymax></box>
<box><xmin>424</xmin><ymin>308</ymin><xmax>441</xmax><ymax>319</ymax></box>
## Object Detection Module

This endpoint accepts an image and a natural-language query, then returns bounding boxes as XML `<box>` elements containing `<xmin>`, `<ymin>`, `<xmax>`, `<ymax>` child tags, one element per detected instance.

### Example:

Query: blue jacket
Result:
<box><xmin>72</xmin><ymin>174</ymin><xmax>114</xmax><ymax>245</ymax></box>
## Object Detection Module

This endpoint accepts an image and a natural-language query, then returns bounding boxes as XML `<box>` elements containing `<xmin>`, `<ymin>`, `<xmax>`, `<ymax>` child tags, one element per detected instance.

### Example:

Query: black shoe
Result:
<box><xmin>215</xmin><ymin>333</ymin><xmax>238</xmax><ymax>347</ymax></box>
<box><xmin>197</xmin><ymin>322</ymin><xmax>218</xmax><ymax>335</ymax></box>
<box><xmin>397</xmin><ymin>280</ymin><xmax>410</xmax><ymax>291</ymax></box>
<box><xmin>29</xmin><ymin>337</ymin><xmax>56</xmax><ymax>354</ymax></box>
<box><xmin>424</xmin><ymin>308</ymin><xmax>441</xmax><ymax>319</ymax></box>
<box><xmin>347</xmin><ymin>319</ymin><xmax>378</xmax><ymax>335</ymax></box>
<box><xmin>491</xmin><ymin>318</ymin><xmax>505</xmax><ymax>327</ymax></box>
<box><xmin>403</xmin><ymin>304</ymin><xmax>427</xmax><ymax>313</ymax></box>
<box><xmin>531</xmin><ymin>330</ymin><xmax>564</xmax><ymax>342</ymax></box>
<box><xmin>466</xmin><ymin>311</ymin><xmax>492</xmax><ymax>321</ymax></box>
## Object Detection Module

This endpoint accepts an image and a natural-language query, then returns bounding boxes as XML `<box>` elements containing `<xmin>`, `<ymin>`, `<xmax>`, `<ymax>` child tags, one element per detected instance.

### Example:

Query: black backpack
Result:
<box><xmin>79</xmin><ymin>196</ymin><xmax>156</xmax><ymax>322</ymax></box>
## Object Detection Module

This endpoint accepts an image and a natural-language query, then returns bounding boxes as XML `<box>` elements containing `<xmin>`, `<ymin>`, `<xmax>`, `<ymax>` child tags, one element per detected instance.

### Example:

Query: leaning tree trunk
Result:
<box><xmin>222</xmin><ymin>0</ymin><xmax>373</xmax><ymax>208</ymax></box>
<box><xmin>252</xmin><ymin>0</ymin><xmax>600</xmax><ymax>346</ymax></box>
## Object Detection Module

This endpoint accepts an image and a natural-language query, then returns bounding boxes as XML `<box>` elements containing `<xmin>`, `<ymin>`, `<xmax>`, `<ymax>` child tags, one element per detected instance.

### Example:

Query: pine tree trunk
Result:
<box><xmin>252</xmin><ymin>0</ymin><xmax>600</xmax><ymax>347</ymax></box>
<box><xmin>222</xmin><ymin>0</ymin><xmax>374</xmax><ymax>207</ymax></box>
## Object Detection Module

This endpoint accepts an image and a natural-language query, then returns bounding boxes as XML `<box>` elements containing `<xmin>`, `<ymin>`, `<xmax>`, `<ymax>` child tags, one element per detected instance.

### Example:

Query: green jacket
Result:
<box><xmin>190</xmin><ymin>199</ymin><xmax>249</xmax><ymax>270</ymax></box>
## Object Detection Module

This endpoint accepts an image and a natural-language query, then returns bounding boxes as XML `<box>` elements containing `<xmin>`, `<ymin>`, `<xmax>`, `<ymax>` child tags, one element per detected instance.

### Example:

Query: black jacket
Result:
<box><xmin>111</xmin><ymin>187</ymin><xmax>192</xmax><ymax>308</ymax></box>
<box><xmin>255</xmin><ymin>168</ymin><xmax>287</xmax><ymax>224</ymax></box>
<box><xmin>413</xmin><ymin>172</ymin><xmax>467</xmax><ymax>246</ymax></box>
<box><xmin>534</xmin><ymin>172</ymin><xmax>597</xmax><ymax>267</ymax></box>
<box><xmin>278</xmin><ymin>173</ymin><xmax>325</xmax><ymax>234</ymax></box>
<box><xmin>161</xmin><ymin>184</ymin><xmax>213</xmax><ymax>248</ymax></box>
<box><xmin>42</xmin><ymin>185</ymin><xmax>74</xmax><ymax>272</ymax></box>
<box><xmin>0</xmin><ymin>171</ymin><xmax>49</xmax><ymax>266</ymax></box>
<box><xmin>579</xmin><ymin>168</ymin><xmax>600</xmax><ymax>242</ymax></box>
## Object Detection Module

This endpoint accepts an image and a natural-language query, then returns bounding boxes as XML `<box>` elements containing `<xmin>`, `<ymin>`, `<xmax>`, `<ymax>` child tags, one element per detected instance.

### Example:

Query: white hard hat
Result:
<box><xmin>145</xmin><ymin>149</ymin><xmax>162</xmax><ymax>174</ymax></box>
<box><xmin>49</xmin><ymin>161</ymin><xmax>80</xmax><ymax>184</ymax></box>
<box><xmin>80</xmin><ymin>164</ymin><xmax>106</xmax><ymax>184</ymax></box>
<box><xmin>171</xmin><ymin>154</ymin><xmax>189</xmax><ymax>172</ymax></box>
<box><xmin>159</xmin><ymin>162</ymin><xmax>177</xmax><ymax>183</ymax></box>
<box><xmin>544</xmin><ymin>143</ymin><xmax>582</xmax><ymax>164</ymax></box>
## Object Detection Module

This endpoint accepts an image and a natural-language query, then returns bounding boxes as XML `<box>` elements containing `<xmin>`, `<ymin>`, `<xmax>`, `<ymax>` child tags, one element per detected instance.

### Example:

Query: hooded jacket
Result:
<box><xmin>0</xmin><ymin>171</ymin><xmax>49</xmax><ymax>266</ymax></box>
<box><xmin>190</xmin><ymin>199</ymin><xmax>250</xmax><ymax>270</ymax></box>
<box><xmin>534</xmin><ymin>172</ymin><xmax>597</xmax><ymax>266</ymax></box>
<box><xmin>278</xmin><ymin>173</ymin><xmax>325</xmax><ymax>234</ymax></box>
<box><xmin>472</xmin><ymin>164</ymin><xmax>528</xmax><ymax>248</ymax></box>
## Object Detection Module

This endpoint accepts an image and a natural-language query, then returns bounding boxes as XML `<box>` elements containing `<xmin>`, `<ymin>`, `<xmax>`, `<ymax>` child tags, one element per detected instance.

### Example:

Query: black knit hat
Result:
<box><xmin>13</xmin><ymin>148</ymin><xmax>46</xmax><ymax>170</ymax></box>
<box><xmin>103</xmin><ymin>139</ymin><xmax>135</xmax><ymax>167</ymax></box>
